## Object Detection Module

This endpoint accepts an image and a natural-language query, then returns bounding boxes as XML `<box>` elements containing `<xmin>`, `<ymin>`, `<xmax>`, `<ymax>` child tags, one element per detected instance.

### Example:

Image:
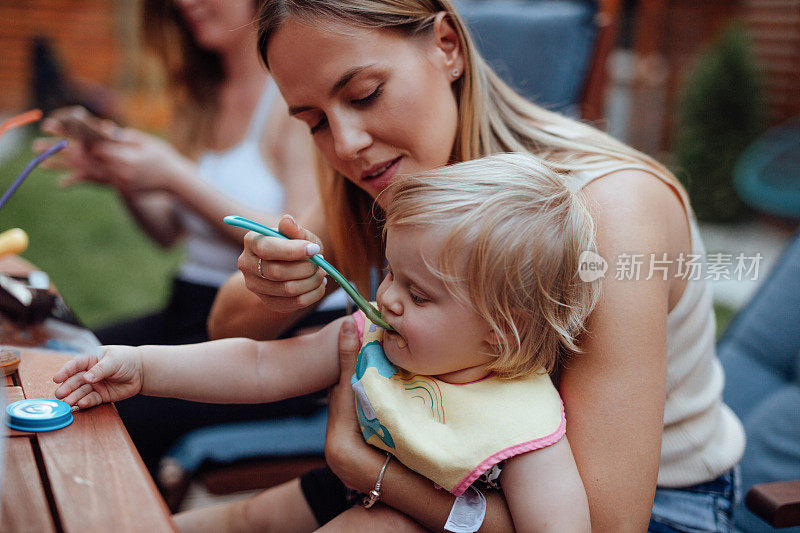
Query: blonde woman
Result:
<box><xmin>204</xmin><ymin>0</ymin><xmax>744</xmax><ymax>531</ymax></box>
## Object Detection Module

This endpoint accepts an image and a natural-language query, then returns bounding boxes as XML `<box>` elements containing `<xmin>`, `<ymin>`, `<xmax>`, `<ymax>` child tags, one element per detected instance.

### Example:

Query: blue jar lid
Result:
<box><xmin>5</xmin><ymin>398</ymin><xmax>74</xmax><ymax>432</ymax></box>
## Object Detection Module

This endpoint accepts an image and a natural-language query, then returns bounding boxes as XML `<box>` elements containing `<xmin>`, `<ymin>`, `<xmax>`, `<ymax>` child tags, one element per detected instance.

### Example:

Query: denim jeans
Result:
<box><xmin>648</xmin><ymin>467</ymin><xmax>740</xmax><ymax>533</ymax></box>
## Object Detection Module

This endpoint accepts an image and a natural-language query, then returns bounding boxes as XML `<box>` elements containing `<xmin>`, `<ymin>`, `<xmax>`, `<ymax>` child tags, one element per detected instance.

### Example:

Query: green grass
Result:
<box><xmin>0</xmin><ymin>138</ymin><xmax>182</xmax><ymax>329</ymax></box>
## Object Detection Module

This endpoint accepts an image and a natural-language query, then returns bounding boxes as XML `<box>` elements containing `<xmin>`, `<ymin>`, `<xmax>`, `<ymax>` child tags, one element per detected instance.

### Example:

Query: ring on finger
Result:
<box><xmin>258</xmin><ymin>258</ymin><xmax>265</xmax><ymax>279</ymax></box>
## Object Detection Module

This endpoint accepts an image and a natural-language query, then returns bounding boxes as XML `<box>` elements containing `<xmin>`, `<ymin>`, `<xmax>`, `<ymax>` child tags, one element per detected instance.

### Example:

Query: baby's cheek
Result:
<box><xmin>382</xmin><ymin>342</ymin><xmax>400</xmax><ymax>366</ymax></box>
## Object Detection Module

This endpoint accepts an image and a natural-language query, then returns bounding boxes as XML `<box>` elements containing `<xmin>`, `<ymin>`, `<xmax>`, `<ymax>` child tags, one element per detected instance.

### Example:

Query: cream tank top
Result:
<box><xmin>573</xmin><ymin>164</ymin><xmax>745</xmax><ymax>487</ymax></box>
<box><xmin>176</xmin><ymin>81</ymin><xmax>285</xmax><ymax>288</ymax></box>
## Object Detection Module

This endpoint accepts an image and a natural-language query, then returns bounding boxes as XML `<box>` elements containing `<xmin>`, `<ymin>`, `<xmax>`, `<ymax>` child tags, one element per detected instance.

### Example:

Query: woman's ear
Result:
<box><xmin>431</xmin><ymin>12</ymin><xmax>465</xmax><ymax>82</ymax></box>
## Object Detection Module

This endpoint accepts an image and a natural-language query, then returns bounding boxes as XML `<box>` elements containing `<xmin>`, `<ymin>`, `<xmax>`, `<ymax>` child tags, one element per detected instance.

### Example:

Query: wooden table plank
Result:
<box><xmin>18</xmin><ymin>349</ymin><xmax>176</xmax><ymax>532</ymax></box>
<box><xmin>4</xmin><ymin>386</ymin><xmax>34</xmax><ymax>437</ymax></box>
<box><xmin>4</xmin><ymin>385</ymin><xmax>24</xmax><ymax>402</ymax></box>
<box><xmin>0</xmin><ymin>437</ymin><xmax>57</xmax><ymax>532</ymax></box>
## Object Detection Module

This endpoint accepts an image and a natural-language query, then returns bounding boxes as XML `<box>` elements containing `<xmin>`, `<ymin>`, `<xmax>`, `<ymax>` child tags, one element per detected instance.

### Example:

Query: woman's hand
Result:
<box><xmin>31</xmin><ymin>134</ymin><xmax>97</xmax><ymax>185</ymax></box>
<box><xmin>37</xmin><ymin>113</ymin><xmax>193</xmax><ymax>195</ymax></box>
<box><xmin>75</xmin><ymin>129</ymin><xmax>193</xmax><ymax>194</ymax></box>
<box><xmin>90</xmin><ymin>128</ymin><xmax>194</xmax><ymax>193</ymax></box>
<box><xmin>52</xmin><ymin>346</ymin><xmax>145</xmax><ymax>409</ymax></box>
<box><xmin>238</xmin><ymin>214</ymin><xmax>329</xmax><ymax>314</ymax></box>
<box><xmin>35</xmin><ymin>108</ymin><xmax>123</xmax><ymax>187</ymax></box>
<box><xmin>324</xmin><ymin>317</ymin><xmax>386</xmax><ymax>492</ymax></box>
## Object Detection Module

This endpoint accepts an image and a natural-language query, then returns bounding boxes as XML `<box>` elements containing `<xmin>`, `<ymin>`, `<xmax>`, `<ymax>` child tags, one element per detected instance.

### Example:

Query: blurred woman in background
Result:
<box><xmin>36</xmin><ymin>0</ymin><xmax>344</xmax><ymax>479</ymax></box>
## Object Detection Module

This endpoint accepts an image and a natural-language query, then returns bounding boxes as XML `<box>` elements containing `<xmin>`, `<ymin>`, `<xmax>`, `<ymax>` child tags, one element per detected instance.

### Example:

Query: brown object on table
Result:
<box><xmin>746</xmin><ymin>481</ymin><xmax>800</xmax><ymax>529</ymax></box>
<box><xmin>0</xmin><ymin>255</ymin><xmax>54</xmax><ymax>345</ymax></box>
<box><xmin>0</xmin><ymin>256</ymin><xmax>96</xmax><ymax>353</ymax></box>
<box><xmin>1</xmin><ymin>348</ymin><xmax>177</xmax><ymax>532</ymax></box>
<box><xmin>0</xmin><ymin>348</ymin><xmax>20</xmax><ymax>376</ymax></box>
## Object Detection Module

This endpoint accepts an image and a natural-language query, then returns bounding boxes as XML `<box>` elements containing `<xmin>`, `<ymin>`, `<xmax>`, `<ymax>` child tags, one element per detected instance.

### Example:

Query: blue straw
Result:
<box><xmin>0</xmin><ymin>139</ymin><xmax>67</xmax><ymax>211</ymax></box>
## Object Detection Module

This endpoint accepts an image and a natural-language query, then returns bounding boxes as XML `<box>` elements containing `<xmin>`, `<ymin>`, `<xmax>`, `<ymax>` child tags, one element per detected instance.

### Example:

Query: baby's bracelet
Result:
<box><xmin>362</xmin><ymin>453</ymin><xmax>392</xmax><ymax>509</ymax></box>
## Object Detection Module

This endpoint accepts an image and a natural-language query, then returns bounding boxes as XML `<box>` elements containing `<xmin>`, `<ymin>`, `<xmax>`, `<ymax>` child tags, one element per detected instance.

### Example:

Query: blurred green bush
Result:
<box><xmin>0</xmin><ymin>137</ymin><xmax>181</xmax><ymax>329</ymax></box>
<box><xmin>672</xmin><ymin>23</ymin><xmax>766</xmax><ymax>222</ymax></box>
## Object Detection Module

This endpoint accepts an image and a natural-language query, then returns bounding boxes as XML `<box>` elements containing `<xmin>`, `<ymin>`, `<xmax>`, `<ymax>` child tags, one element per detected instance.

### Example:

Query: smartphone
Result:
<box><xmin>48</xmin><ymin>106</ymin><xmax>117</xmax><ymax>144</ymax></box>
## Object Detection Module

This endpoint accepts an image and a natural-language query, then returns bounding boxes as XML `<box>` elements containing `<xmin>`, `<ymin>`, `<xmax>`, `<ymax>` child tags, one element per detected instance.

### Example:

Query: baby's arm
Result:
<box><xmin>140</xmin><ymin>317</ymin><xmax>344</xmax><ymax>403</ymax></box>
<box><xmin>54</xmin><ymin>318</ymin><xmax>345</xmax><ymax>407</ymax></box>
<box><xmin>499</xmin><ymin>436</ymin><xmax>590</xmax><ymax>532</ymax></box>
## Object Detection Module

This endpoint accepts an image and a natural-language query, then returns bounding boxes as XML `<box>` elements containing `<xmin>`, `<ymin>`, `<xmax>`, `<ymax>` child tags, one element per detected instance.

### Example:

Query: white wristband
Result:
<box><xmin>444</xmin><ymin>486</ymin><xmax>486</xmax><ymax>533</ymax></box>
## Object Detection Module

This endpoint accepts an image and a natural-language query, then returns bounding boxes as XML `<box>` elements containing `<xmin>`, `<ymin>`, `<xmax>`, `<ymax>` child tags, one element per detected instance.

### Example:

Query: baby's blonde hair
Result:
<box><xmin>383</xmin><ymin>153</ymin><xmax>600</xmax><ymax>378</ymax></box>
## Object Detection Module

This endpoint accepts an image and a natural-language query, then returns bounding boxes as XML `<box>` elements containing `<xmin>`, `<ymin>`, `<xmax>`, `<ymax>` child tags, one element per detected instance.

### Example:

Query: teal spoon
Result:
<box><xmin>224</xmin><ymin>215</ymin><xmax>393</xmax><ymax>331</ymax></box>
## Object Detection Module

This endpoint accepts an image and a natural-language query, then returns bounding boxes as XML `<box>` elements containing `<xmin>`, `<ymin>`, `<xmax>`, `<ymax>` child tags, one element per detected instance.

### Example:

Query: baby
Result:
<box><xmin>54</xmin><ymin>153</ymin><xmax>599</xmax><ymax>531</ymax></box>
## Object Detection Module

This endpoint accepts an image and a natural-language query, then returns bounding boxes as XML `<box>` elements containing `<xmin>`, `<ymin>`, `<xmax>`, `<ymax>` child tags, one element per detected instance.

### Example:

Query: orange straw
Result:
<box><xmin>0</xmin><ymin>109</ymin><xmax>43</xmax><ymax>142</ymax></box>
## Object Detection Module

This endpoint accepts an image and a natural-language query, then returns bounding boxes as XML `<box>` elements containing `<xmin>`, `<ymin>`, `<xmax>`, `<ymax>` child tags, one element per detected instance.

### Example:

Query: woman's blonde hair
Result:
<box><xmin>256</xmin><ymin>0</ymin><xmax>685</xmax><ymax>292</ymax></box>
<box><xmin>384</xmin><ymin>153</ymin><xmax>600</xmax><ymax>378</ymax></box>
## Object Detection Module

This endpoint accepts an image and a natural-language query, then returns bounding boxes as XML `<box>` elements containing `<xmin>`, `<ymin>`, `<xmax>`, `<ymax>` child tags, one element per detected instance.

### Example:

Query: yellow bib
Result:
<box><xmin>350</xmin><ymin>312</ymin><xmax>565</xmax><ymax>495</ymax></box>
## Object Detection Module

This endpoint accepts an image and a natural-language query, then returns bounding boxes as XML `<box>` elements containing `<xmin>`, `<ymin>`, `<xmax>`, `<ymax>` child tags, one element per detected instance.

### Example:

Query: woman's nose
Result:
<box><xmin>331</xmin><ymin>115</ymin><xmax>371</xmax><ymax>161</ymax></box>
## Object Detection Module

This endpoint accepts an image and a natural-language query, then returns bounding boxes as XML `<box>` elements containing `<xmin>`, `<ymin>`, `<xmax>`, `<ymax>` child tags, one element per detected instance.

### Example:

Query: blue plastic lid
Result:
<box><xmin>5</xmin><ymin>398</ymin><xmax>73</xmax><ymax>432</ymax></box>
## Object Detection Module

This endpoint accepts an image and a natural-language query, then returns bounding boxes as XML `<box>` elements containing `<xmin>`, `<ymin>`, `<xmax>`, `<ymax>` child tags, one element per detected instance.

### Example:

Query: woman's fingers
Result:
<box><xmin>241</xmin><ymin>248</ymin><xmax>321</xmax><ymax>283</ymax></box>
<box><xmin>32</xmin><ymin>138</ymin><xmax>84</xmax><ymax>170</ymax></box>
<box><xmin>337</xmin><ymin>317</ymin><xmax>360</xmax><ymax>380</ymax></box>
<box><xmin>245</xmin><ymin>230</ymin><xmax>322</xmax><ymax>264</ymax></box>
<box><xmin>243</xmin><ymin>275</ymin><xmax>328</xmax><ymax>312</ymax></box>
<box><xmin>59</xmin><ymin>172</ymin><xmax>86</xmax><ymax>187</ymax></box>
<box><xmin>238</xmin><ymin>217</ymin><xmax>329</xmax><ymax>311</ymax></box>
<box><xmin>240</xmin><ymin>233</ymin><xmax>326</xmax><ymax>299</ymax></box>
<box><xmin>89</xmin><ymin>133</ymin><xmax>137</xmax><ymax>159</ymax></box>
<box><xmin>325</xmin><ymin>317</ymin><xmax>374</xmax><ymax>488</ymax></box>
<box><xmin>32</xmin><ymin>137</ymin><xmax>59</xmax><ymax>154</ymax></box>
<box><xmin>259</xmin><ymin>272</ymin><xmax>327</xmax><ymax>300</ymax></box>
<box><xmin>277</xmin><ymin>214</ymin><xmax>324</xmax><ymax>249</ymax></box>
<box><xmin>327</xmin><ymin>317</ymin><xmax>361</xmax><ymax>437</ymax></box>
<box><xmin>40</xmin><ymin>118</ymin><xmax>66</xmax><ymax>136</ymax></box>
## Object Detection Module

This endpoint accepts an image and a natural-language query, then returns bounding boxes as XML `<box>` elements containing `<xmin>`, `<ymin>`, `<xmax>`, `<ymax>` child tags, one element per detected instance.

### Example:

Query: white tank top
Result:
<box><xmin>177</xmin><ymin>80</ymin><xmax>284</xmax><ymax>288</ymax></box>
<box><xmin>573</xmin><ymin>164</ymin><xmax>745</xmax><ymax>487</ymax></box>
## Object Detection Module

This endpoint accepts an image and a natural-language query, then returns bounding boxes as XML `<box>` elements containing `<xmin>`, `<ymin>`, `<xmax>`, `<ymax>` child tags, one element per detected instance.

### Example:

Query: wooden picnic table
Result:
<box><xmin>0</xmin><ymin>256</ymin><xmax>176</xmax><ymax>532</ymax></box>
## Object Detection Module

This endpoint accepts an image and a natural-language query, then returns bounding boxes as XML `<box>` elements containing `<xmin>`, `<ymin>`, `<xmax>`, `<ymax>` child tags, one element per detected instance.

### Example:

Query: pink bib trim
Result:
<box><xmin>450</xmin><ymin>399</ymin><xmax>567</xmax><ymax>496</ymax></box>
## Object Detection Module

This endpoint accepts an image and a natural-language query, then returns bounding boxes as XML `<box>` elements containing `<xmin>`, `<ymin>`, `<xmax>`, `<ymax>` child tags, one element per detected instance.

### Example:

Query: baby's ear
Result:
<box><xmin>484</xmin><ymin>327</ymin><xmax>502</xmax><ymax>347</ymax></box>
<box><xmin>483</xmin><ymin>309</ymin><xmax>525</xmax><ymax>348</ymax></box>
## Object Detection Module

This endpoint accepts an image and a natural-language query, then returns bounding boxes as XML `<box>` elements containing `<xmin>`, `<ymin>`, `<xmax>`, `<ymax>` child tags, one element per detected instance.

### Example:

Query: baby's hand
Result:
<box><xmin>52</xmin><ymin>346</ymin><xmax>144</xmax><ymax>409</ymax></box>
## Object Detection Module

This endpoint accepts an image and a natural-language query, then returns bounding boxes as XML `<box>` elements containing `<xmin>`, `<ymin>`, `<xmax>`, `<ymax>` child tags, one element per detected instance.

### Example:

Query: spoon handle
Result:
<box><xmin>223</xmin><ymin>216</ymin><xmax>392</xmax><ymax>330</ymax></box>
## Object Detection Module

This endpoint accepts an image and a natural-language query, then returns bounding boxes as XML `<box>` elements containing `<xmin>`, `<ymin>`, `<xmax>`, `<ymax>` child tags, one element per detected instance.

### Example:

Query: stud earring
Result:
<box><xmin>451</xmin><ymin>68</ymin><xmax>460</xmax><ymax>79</ymax></box>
